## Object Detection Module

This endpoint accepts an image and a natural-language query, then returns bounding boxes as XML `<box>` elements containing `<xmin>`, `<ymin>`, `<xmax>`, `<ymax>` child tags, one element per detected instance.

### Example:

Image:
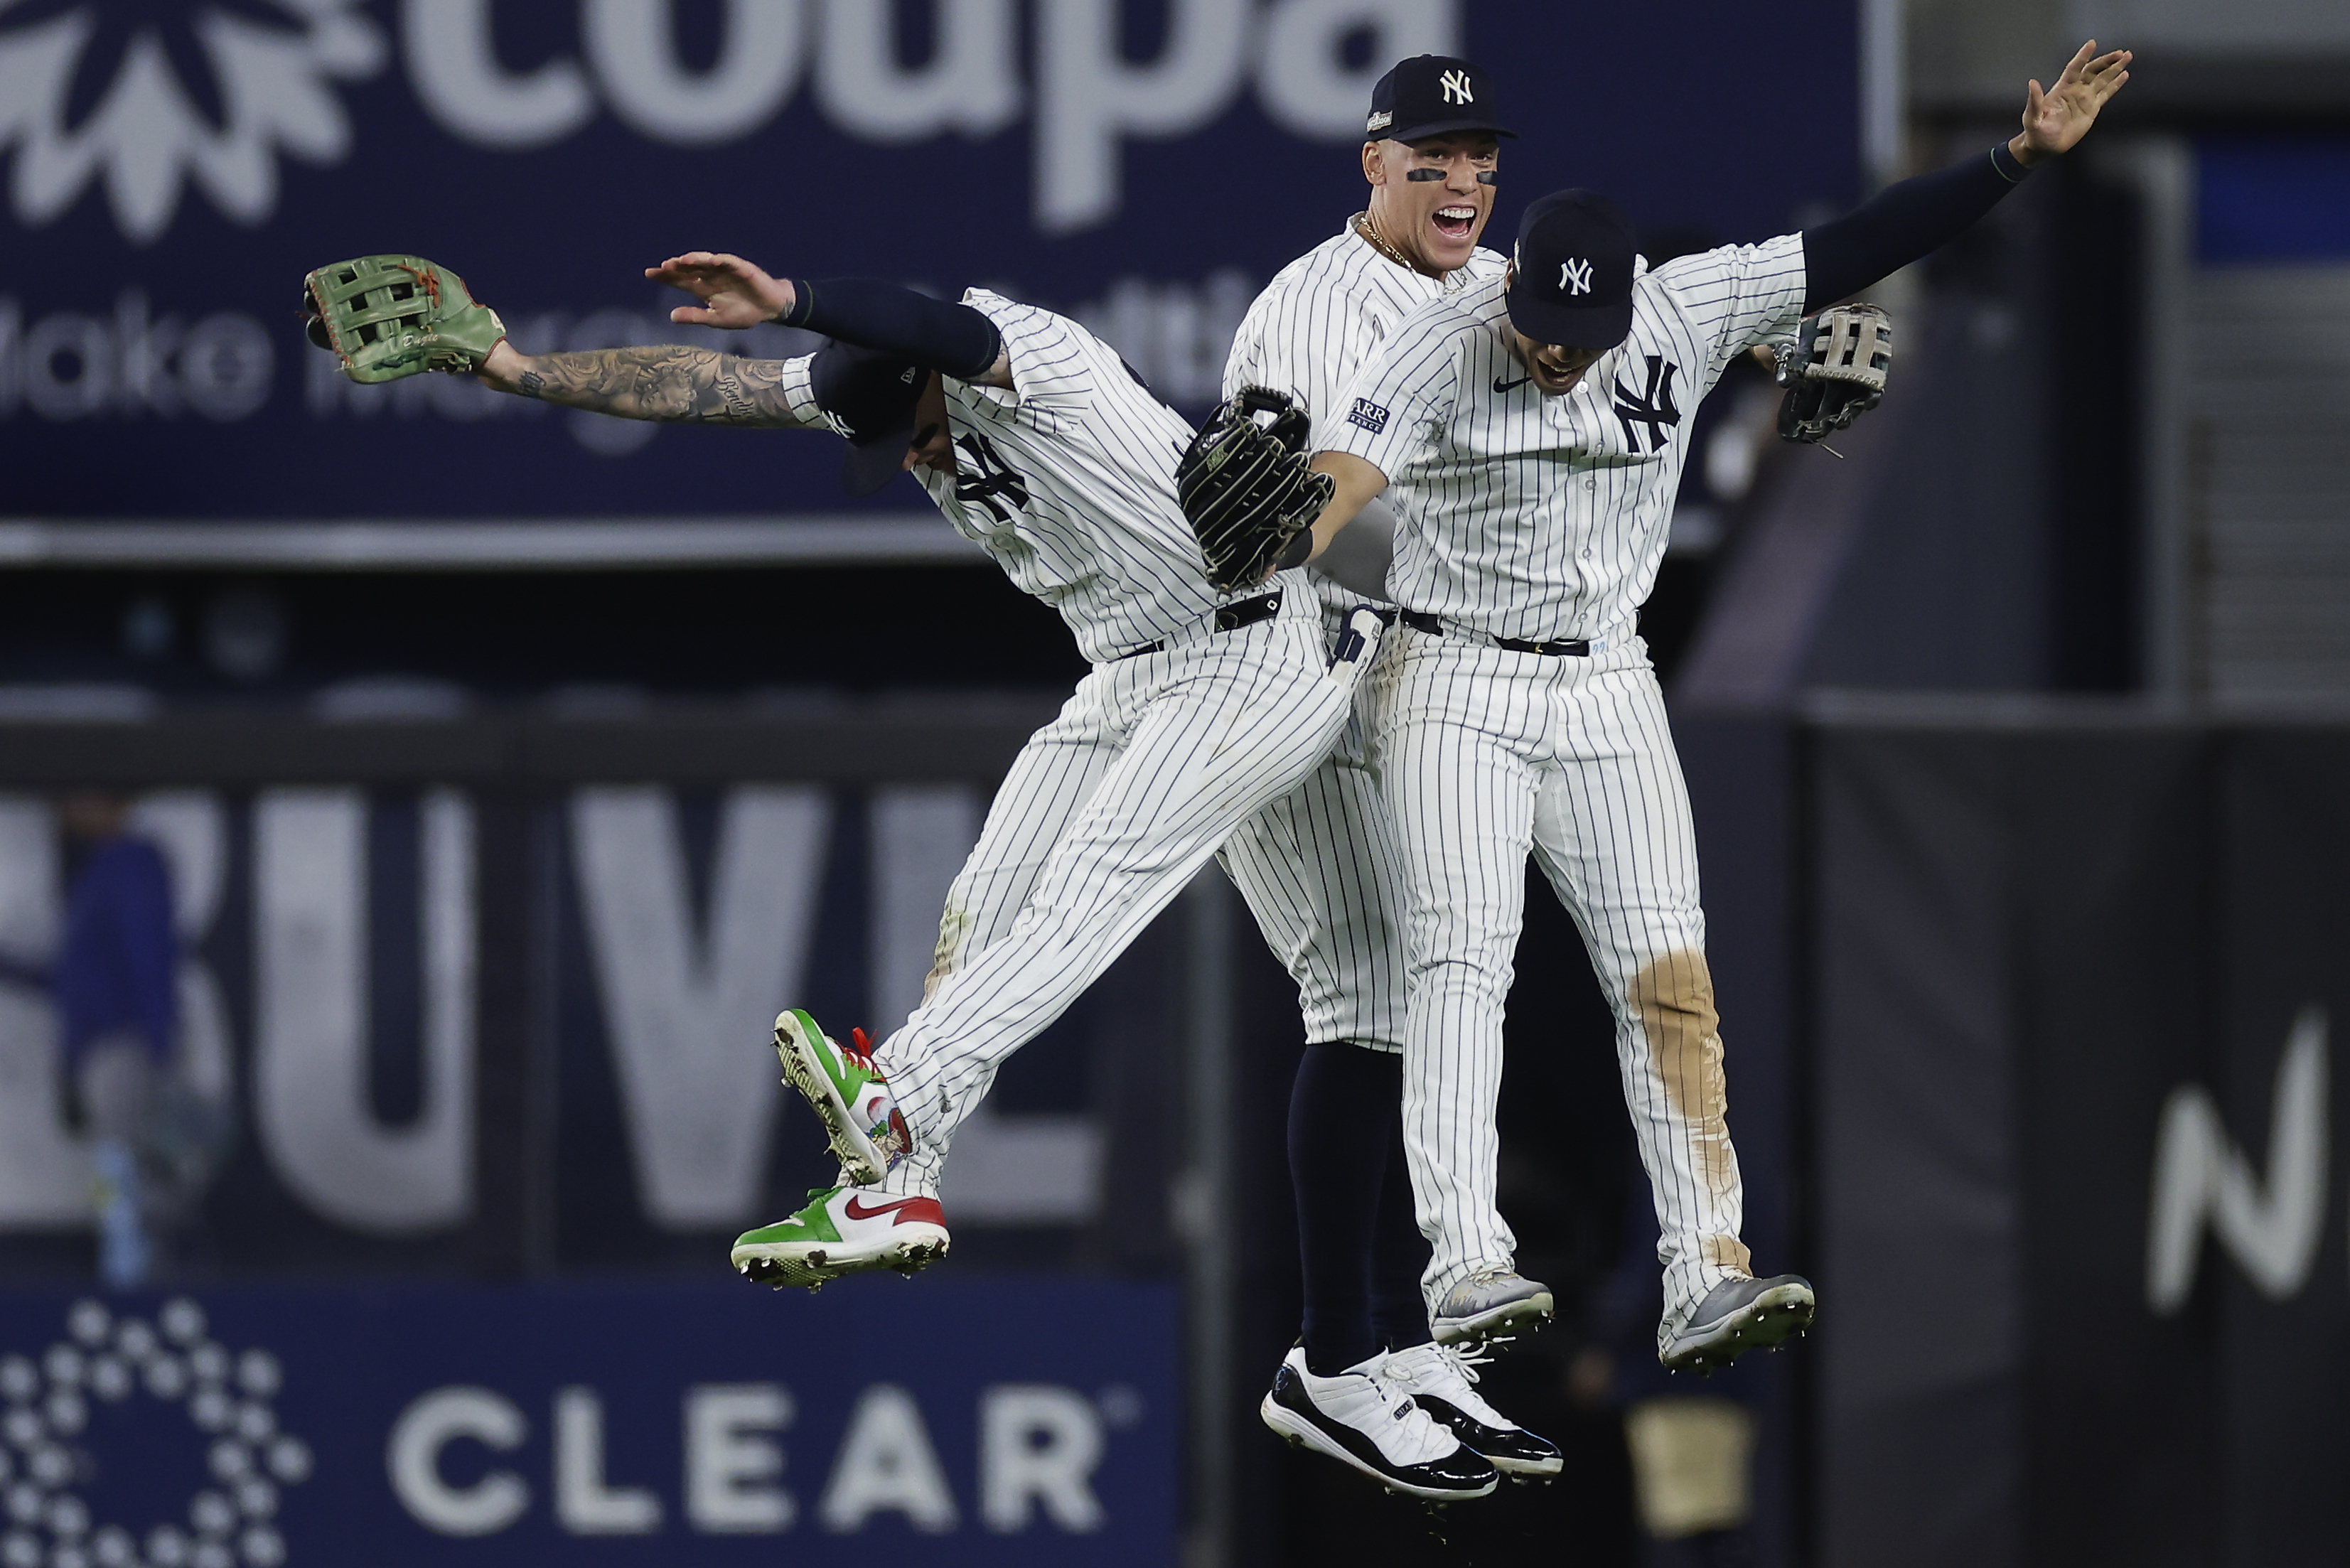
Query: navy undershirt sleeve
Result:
<box><xmin>1801</xmin><ymin>142</ymin><xmax>2034</xmax><ymax>312</ymax></box>
<box><xmin>781</xmin><ymin>278</ymin><xmax>1002</xmax><ymax>382</ymax></box>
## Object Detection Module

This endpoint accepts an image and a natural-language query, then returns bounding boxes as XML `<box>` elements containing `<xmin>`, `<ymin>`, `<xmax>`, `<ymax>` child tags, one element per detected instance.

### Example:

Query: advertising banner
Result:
<box><xmin>0</xmin><ymin>1</ymin><xmax>1857</xmax><ymax>529</ymax></box>
<box><xmin>0</xmin><ymin>709</ymin><xmax>1189</xmax><ymax>1279</ymax></box>
<box><xmin>0</xmin><ymin>1277</ymin><xmax>1179</xmax><ymax>1567</ymax></box>
<box><xmin>1807</xmin><ymin>717</ymin><xmax>2350</xmax><ymax>1568</ymax></box>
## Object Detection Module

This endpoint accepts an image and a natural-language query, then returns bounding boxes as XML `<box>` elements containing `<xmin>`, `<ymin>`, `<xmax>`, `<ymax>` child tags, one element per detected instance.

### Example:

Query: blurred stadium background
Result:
<box><xmin>1</xmin><ymin>1</ymin><xmax>2346</xmax><ymax>1564</ymax></box>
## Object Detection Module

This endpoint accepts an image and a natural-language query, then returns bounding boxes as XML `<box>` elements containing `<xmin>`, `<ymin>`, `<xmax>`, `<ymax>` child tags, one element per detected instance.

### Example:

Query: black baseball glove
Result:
<box><xmin>1774</xmin><ymin>303</ymin><xmax>1892</xmax><ymax>442</ymax></box>
<box><xmin>1177</xmin><ymin>386</ymin><xmax>1336</xmax><ymax>594</ymax></box>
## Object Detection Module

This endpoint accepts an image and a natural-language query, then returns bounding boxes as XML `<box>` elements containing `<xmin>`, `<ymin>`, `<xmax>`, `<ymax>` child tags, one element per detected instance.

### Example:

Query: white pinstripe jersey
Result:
<box><xmin>783</xmin><ymin>288</ymin><xmax>1222</xmax><ymax>665</ymax></box>
<box><xmin>1223</xmin><ymin>220</ymin><xmax>1508</xmax><ymax>448</ymax></box>
<box><xmin>1322</xmin><ymin>233</ymin><xmax>1808</xmax><ymax>643</ymax></box>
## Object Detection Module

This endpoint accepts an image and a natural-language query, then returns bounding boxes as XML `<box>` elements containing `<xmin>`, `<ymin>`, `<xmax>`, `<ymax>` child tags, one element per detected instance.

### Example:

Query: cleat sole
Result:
<box><xmin>1660</xmin><ymin>1283</ymin><xmax>1817</xmax><ymax>1373</ymax></box>
<box><xmin>773</xmin><ymin>1011</ymin><xmax>888</xmax><ymax>1186</ymax></box>
<box><xmin>1257</xmin><ymin>1395</ymin><xmax>1496</xmax><ymax>1503</ymax></box>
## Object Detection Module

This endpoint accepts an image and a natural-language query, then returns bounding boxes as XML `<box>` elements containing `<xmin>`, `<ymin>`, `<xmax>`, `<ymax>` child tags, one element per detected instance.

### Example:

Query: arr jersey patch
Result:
<box><xmin>1348</xmin><ymin>398</ymin><xmax>1391</xmax><ymax>434</ymax></box>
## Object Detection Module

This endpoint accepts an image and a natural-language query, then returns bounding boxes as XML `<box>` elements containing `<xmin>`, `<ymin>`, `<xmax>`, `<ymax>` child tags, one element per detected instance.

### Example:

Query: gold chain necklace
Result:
<box><xmin>1352</xmin><ymin>211</ymin><xmax>1438</xmax><ymax>279</ymax></box>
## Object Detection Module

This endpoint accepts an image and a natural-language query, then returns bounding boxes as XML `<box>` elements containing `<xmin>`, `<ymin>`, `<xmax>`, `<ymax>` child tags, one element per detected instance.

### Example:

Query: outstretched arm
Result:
<box><xmin>1801</xmin><ymin>41</ymin><xmax>2130</xmax><ymax>310</ymax></box>
<box><xmin>474</xmin><ymin>340</ymin><xmax>814</xmax><ymax>426</ymax></box>
<box><xmin>650</xmin><ymin>252</ymin><xmax>1014</xmax><ymax>388</ymax></box>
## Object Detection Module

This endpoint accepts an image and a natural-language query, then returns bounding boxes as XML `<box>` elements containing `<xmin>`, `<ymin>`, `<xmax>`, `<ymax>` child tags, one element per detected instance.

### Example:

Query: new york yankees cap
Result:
<box><xmin>1365</xmin><ymin>55</ymin><xmax>1515</xmax><ymax>143</ymax></box>
<box><xmin>1506</xmin><ymin>189</ymin><xmax>1637</xmax><ymax>350</ymax></box>
<box><xmin>811</xmin><ymin>342</ymin><xmax>928</xmax><ymax>497</ymax></box>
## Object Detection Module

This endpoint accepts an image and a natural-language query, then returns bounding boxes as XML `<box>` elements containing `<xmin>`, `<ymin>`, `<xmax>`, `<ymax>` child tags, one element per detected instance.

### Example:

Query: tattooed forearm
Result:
<box><xmin>493</xmin><ymin>346</ymin><xmax>798</xmax><ymax>425</ymax></box>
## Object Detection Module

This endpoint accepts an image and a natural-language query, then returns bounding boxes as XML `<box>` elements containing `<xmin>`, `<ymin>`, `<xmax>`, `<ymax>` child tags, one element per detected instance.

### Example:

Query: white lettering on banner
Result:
<box><xmin>0</xmin><ymin>296</ymin><xmax>274</xmax><ymax>424</ymax></box>
<box><xmin>685</xmin><ymin>1384</ymin><xmax>796</xmax><ymax>1533</ymax></box>
<box><xmin>388</xmin><ymin>1386</ymin><xmax>532</xmax><ymax>1535</ymax></box>
<box><xmin>2146</xmin><ymin>1006</ymin><xmax>2330</xmax><ymax>1313</ymax></box>
<box><xmin>980</xmin><ymin>1385</ymin><xmax>1107</xmax><ymax>1533</ymax></box>
<box><xmin>1073</xmin><ymin>269</ymin><xmax>1256</xmax><ymax>407</ymax></box>
<box><xmin>1255</xmin><ymin>0</ymin><xmax>1457</xmax><ymax>139</ymax></box>
<box><xmin>570</xmin><ymin>788</ymin><xmax>830</xmax><ymax>1228</ymax></box>
<box><xmin>555</xmin><ymin>1385</ymin><xmax>664</xmax><ymax>1535</ymax></box>
<box><xmin>818</xmin><ymin>1385</ymin><xmax>960</xmax><ymax>1533</ymax></box>
<box><xmin>365</xmin><ymin>1380</ymin><xmax>1122</xmax><ymax>1539</ymax></box>
<box><xmin>1035</xmin><ymin>0</ymin><xmax>1250</xmax><ymax>235</ymax></box>
<box><xmin>0</xmin><ymin>3</ymin><xmax>384</xmax><ymax>242</ymax></box>
<box><xmin>3</xmin><ymin>2</ymin><xmax>1466</xmax><ymax>244</ymax></box>
<box><xmin>817</xmin><ymin>0</ymin><xmax>1022</xmax><ymax>144</ymax></box>
<box><xmin>585</xmin><ymin>0</ymin><xmax>806</xmax><ymax>145</ymax></box>
<box><xmin>254</xmin><ymin>789</ymin><xmax>477</xmax><ymax>1235</ymax></box>
<box><xmin>401</xmin><ymin>0</ymin><xmax>596</xmax><ymax>150</ymax></box>
<box><xmin>0</xmin><ymin>793</ymin><xmax>232</xmax><ymax>1228</ymax></box>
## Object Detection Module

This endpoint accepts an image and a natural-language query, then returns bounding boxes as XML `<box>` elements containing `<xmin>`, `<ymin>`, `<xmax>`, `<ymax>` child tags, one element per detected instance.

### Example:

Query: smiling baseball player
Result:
<box><xmin>1212</xmin><ymin>56</ymin><xmax>1563</xmax><ymax>1491</ymax></box>
<box><xmin>1267</xmin><ymin>42</ymin><xmax>2134</xmax><ymax>1373</ymax></box>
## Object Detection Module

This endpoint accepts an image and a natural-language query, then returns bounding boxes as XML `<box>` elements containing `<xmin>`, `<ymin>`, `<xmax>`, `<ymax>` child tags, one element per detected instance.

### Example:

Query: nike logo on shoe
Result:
<box><xmin>842</xmin><ymin>1195</ymin><xmax>941</xmax><ymax>1224</ymax></box>
<box><xmin>1493</xmin><ymin>373</ymin><xmax>1533</xmax><ymax>393</ymax></box>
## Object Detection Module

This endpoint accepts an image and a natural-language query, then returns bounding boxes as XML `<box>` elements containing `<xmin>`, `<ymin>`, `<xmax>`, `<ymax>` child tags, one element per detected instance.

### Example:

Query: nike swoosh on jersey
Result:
<box><xmin>842</xmin><ymin>1194</ymin><xmax>932</xmax><ymax>1223</ymax></box>
<box><xmin>1493</xmin><ymin>374</ymin><xmax>1533</xmax><ymax>393</ymax></box>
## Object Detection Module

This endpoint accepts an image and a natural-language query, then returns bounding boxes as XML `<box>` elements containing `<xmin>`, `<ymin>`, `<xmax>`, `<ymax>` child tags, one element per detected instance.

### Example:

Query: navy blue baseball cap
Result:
<box><xmin>812</xmin><ymin>342</ymin><xmax>930</xmax><ymax>497</ymax></box>
<box><xmin>1506</xmin><ymin>189</ymin><xmax>1638</xmax><ymax>350</ymax></box>
<box><xmin>1365</xmin><ymin>55</ymin><xmax>1515</xmax><ymax>143</ymax></box>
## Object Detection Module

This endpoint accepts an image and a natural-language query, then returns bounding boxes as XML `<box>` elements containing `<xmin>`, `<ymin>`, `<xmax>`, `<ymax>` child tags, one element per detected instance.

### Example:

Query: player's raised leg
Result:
<box><xmin>738</xmin><ymin>690</ymin><xmax>1124</xmax><ymax>1265</ymax></box>
<box><xmin>1527</xmin><ymin>655</ymin><xmax>1813</xmax><ymax>1370</ymax></box>
<box><xmin>872</xmin><ymin>623</ymin><xmax>1366</xmax><ymax>1200</ymax></box>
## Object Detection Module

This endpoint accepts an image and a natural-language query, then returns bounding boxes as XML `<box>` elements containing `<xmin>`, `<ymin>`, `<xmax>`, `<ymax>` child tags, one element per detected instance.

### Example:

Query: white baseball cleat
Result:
<box><xmin>1259</xmin><ymin>1346</ymin><xmax>1498</xmax><ymax>1501</ymax></box>
<box><xmin>1379</xmin><ymin>1341</ymin><xmax>1562</xmax><ymax>1478</ymax></box>
<box><xmin>1658</xmin><ymin>1274</ymin><xmax>1815</xmax><ymax>1373</ymax></box>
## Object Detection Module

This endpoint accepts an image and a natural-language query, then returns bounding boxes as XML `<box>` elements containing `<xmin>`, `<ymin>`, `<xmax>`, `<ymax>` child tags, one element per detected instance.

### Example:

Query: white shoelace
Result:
<box><xmin>1385</xmin><ymin>1342</ymin><xmax>1513</xmax><ymax>1429</ymax></box>
<box><xmin>1355</xmin><ymin>1364</ymin><xmax>1458</xmax><ymax>1464</ymax></box>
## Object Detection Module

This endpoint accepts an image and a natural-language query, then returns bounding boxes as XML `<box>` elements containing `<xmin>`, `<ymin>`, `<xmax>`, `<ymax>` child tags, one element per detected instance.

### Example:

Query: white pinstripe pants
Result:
<box><xmin>874</xmin><ymin>606</ymin><xmax>1369</xmax><ymax>1200</ymax></box>
<box><xmin>1369</xmin><ymin>627</ymin><xmax>1753</xmax><ymax>1326</ymax></box>
<box><xmin>1216</xmin><ymin>579</ymin><xmax>1409</xmax><ymax>1053</ymax></box>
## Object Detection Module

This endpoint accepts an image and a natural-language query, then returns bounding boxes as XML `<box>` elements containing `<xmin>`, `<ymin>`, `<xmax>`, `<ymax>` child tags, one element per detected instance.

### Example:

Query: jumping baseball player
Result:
<box><xmin>1201</xmin><ymin>42</ymin><xmax>2134</xmax><ymax>1373</ymax></box>
<box><xmin>1213</xmin><ymin>56</ymin><xmax>1564</xmax><ymax>1491</ymax></box>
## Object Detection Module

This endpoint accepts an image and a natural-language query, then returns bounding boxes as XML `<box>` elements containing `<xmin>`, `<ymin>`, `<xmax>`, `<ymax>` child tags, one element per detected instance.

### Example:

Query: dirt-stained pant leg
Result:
<box><xmin>1528</xmin><ymin>659</ymin><xmax>1750</xmax><ymax>1331</ymax></box>
<box><xmin>1379</xmin><ymin>632</ymin><xmax>1750</xmax><ymax>1328</ymax></box>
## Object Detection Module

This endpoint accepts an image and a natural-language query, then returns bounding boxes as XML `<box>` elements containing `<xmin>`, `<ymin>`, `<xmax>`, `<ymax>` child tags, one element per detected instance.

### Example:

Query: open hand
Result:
<box><xmin>2014</xmin><ymin>41</ymin><xmax>2131</xmax><ymax>165</ymax></box>
<box><xmin>646</xmin><ymin>251</ymin><xmax>793</xmax><ymax>329</ymax></box>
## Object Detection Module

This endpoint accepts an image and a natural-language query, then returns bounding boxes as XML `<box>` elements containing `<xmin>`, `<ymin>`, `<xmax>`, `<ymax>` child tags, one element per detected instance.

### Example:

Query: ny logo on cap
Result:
<box><xmin>1560</xmin><ymin>259</ymin><xmax>1594</xmax><ymax>296</ymax></box>
<box><xmin>1440</xmin><ymin>69</ymin><xmax>1474</xmax><ymax>104</ymax></box>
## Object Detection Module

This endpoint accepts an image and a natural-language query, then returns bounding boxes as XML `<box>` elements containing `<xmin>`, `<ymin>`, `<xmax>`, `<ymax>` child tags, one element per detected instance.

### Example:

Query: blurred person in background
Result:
<box><xmin>0</xmin><ymin>794</ymin><xmax>225</xmax><ymax>1287</ymax></box>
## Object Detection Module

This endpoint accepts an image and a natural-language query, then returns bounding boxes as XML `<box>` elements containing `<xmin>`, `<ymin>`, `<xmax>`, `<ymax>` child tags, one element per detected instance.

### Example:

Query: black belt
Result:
<box><xmin>1399</xmin><ymin>609</ymin><xmax>1590</xmax><ymax>657</ymax></box>
<box><xmin>1115</xmin><ymin>590</ymin><xmax>1284</xmax><ymax>660</ymax></box>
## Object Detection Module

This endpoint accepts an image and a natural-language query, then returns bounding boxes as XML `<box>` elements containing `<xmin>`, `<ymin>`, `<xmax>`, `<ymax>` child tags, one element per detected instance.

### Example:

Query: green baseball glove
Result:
<box><xmin>301</xmin><ymin>254</ymin><xmax>506</xmax><ymax>384</ymax></box>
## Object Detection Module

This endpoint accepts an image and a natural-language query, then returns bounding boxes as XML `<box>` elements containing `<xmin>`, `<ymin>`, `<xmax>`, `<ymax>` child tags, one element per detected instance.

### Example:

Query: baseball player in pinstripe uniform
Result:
<box><xmin>493</xmin><ymin>249</ymin><xmax>1495</xmax><ymax>1495</ymax></box>
<box><xmin>1218</xmin><ymin>58</ymin><xmax>1566</xmax><ymax>1491</ymax></box>
<box><xmin>1287</xmin><ymin>42</ymin><xmax>2132</xmax><ymax>1372</ymax></box>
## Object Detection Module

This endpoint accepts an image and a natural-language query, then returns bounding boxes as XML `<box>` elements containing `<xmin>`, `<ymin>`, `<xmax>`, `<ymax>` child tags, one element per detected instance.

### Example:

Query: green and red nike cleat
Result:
<box><xmin>731</xmin><ymin>1186</ymin><xmax>951</xmax><ymax>1292</ymax></box>
<box><xmin>772</xmin><ymin>1008</ymin><xmax>911</xmax><ymax>1186</ymax></box>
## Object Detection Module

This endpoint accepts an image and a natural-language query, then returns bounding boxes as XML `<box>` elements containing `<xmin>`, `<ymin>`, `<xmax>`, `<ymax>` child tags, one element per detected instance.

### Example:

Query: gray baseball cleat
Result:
<box><xmin>1430</xmin><ymin>1267</ymin><xmax>1555</xmax><ymax>1347</ymax></box>
<box><xmin>1658</xmin><ymin>1274</ymin><xmax>1816</xmax><ymax>1373</ymax></box>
